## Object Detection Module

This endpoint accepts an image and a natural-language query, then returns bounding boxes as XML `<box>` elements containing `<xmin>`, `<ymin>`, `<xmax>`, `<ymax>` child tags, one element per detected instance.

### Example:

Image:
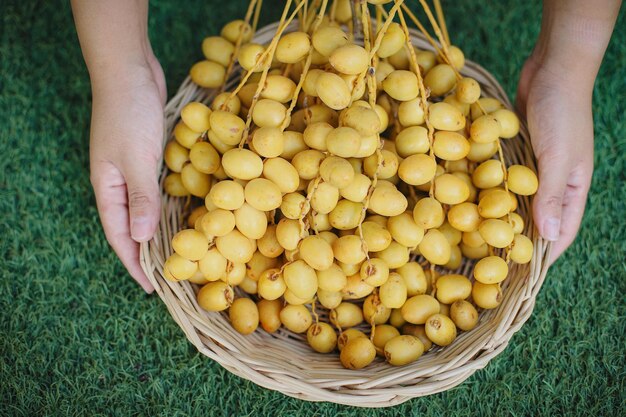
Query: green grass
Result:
<box><xmin>1</xmin><ymin>0</ymin><xmax>625</xmax><ymax>416</ymax></box>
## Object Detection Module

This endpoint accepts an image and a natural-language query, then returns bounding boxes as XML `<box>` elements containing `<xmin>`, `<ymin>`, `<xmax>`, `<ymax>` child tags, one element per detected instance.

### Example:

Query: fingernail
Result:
<box><xmin>131</xmin><ymin>216</ymin><xmax>152</xmax><ymax>241</ymax></box>
<box><xmin>142</xmin><ymin>283</ymin><xmax>155</xmax><ymax>294</ymax></box>
<box><xmin>544</xmin><ymin>218</ymin><xmax>560</xmax><ymax>241</ymax></box>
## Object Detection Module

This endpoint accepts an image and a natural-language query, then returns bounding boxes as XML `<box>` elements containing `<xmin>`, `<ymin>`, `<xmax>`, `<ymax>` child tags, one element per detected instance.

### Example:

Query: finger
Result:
<box><xmin>515</xmin><ymin>85</ymin><xmax>529</xmax><ymax>119</ymax></box>
<box><xmin>120</xmin><ymin>154</ymin><xmax>161</xmax><ymax>243</ymax></box>
<box><xmin>549</xmin><ymin>183</ymin><xmax>589</xmax><ymax>264</ymax></box>
<box><xmin>92</xmin><ymin>162</ymin><xmax>155</xmax><ymax>293</ymax></box>
<box><xmin>514</xmin><ymin>96</ymin><xmax>526</xmax><ymax>119</ymax></box>
<box><xmin>532</xmin><ymin>150</ymin><xmax>570</xmax><ymax>244</ymax></box>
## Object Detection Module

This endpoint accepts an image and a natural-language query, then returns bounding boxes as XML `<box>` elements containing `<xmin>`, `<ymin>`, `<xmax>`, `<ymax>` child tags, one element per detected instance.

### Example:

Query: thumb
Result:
<box><xmin>532</xmin><ymin>149</ymin><xmax>569</xmax><ymax>242</ymax></box>
<box><xmin>122</xmin><ymin>157</ymin><xmax>161</xmax><ymax>242</ymax></box>
<box><xmin>515</xmin><ymin>56</ymin><xmax>541</xmax><ymax>119</ymax></box>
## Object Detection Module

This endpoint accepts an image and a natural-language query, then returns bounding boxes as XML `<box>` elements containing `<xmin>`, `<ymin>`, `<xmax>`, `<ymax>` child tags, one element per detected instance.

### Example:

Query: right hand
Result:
<box><xmin>89</xmin><ymin>52</ymin><xmax>166</xmax><ymax>293</ymax></box>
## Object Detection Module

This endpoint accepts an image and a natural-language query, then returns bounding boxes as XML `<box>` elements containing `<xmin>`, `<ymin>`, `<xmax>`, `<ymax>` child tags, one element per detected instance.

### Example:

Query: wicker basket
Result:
<box><xmin>140</xmin><ymin>21</ymin><xmax>552</xmax><ymax>407</ymax></box>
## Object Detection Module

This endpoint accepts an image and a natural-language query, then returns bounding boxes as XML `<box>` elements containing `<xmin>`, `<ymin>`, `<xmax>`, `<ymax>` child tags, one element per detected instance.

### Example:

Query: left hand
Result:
<box><xmin>513</xmin><ymin>0</ymin><xmax>622</xmax><ymax>265</ymax></box>
<box><xmin>516</xmin><ymin>53</ymin><xmax>594</xmax><ymax>264</ymax></box>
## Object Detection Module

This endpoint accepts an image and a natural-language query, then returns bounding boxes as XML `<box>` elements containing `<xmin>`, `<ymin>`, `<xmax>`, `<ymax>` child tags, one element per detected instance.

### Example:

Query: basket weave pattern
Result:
<box><xmin>140</xmin><ymin>21</ymin><xmax>551</xmax><ymax>407</ymax></box>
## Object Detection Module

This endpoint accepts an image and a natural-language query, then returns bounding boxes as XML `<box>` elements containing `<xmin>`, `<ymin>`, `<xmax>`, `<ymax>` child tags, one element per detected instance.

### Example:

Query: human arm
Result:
<box><xmin>71</xmin><ymin>0</ymin><xmax>167</xmax><ymax>292</ymax></box>
<box><xmin>516</xmin><ymin>0</ymin><xmax>622</xmax><ymax>263</ymax></box>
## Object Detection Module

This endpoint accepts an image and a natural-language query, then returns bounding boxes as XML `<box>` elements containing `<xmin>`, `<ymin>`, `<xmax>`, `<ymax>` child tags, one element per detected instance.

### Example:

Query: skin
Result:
<box><xmin>517</xmin><ymin>0</ymin><xmax>621</xmax><ymax>263</ymax></box>
<box><xmin>71</xmin><ymin>0</ymin><xmax>621</xmax><ymax>292</ymax></box>
<box><xmin>72</xmin><ymin>0</ymin><xmax>165</xmax><ymax>292</ymax></box>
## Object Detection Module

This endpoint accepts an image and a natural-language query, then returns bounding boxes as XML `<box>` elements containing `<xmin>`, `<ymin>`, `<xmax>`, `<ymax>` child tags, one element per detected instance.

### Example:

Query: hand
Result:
<box><xmin>516</xmin><ymin>53</ymin><xmax>594</xmax><ymax>264</ymax></box>
<box><xmin>89</xmin><ymin>52</ymin><xmax>166</xmax><ymax>293</ymax></box>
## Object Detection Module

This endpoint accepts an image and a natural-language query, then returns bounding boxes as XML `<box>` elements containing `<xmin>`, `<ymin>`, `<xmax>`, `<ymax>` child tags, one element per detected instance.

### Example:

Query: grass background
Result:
<box><xmin>1</xmin><ymin>0</ymin><xmax>624</xmax><ymax>415</ymax></box>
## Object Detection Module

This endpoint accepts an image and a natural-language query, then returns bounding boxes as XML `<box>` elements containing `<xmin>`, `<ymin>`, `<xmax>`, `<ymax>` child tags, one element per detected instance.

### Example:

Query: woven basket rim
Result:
<box><xmin>140</xmin><ymin>20</ymin><xmax>552</xmax><ymax>408</ymax></box>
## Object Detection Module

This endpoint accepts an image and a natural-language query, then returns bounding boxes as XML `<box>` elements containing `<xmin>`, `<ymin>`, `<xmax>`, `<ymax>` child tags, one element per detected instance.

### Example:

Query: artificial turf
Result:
<box><xmin>1</xmin><ymin>0</ymin><xmax>625</xmax><ymax>415</ymax></box>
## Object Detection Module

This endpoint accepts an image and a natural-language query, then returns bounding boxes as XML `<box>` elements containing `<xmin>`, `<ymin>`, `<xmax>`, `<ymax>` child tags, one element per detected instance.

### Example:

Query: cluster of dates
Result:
<box><xmin>160</xmin><ymin>9</ymin><xmax>538</xmax><ymax>369</ymax></box>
